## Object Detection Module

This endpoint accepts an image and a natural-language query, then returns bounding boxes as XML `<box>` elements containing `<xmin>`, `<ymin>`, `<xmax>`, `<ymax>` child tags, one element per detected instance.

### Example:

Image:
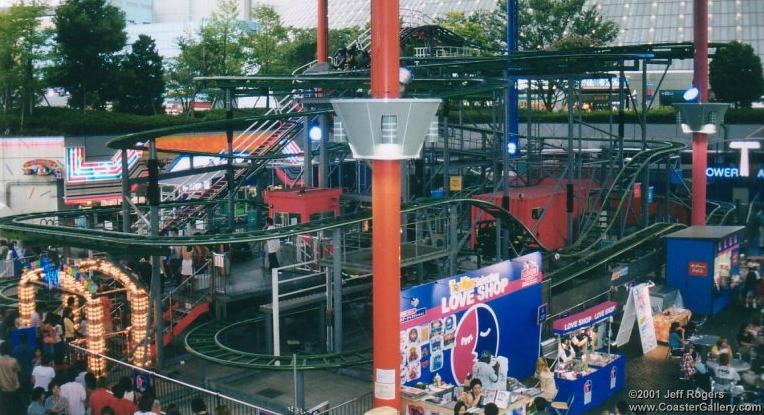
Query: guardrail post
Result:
<box><xmin>332</xmin><ymin>229</ymin><xmax>343</xmax><ymax>353</ymax></box>
<box><xmin>272</xmin><ymin>267</ymin><xmax>280</xmax><ymax>360</ymax></box>
<box><xmin>293</xmin><ymin>354</ymin><xmax>305</xmax><ymax>412</ymax></box>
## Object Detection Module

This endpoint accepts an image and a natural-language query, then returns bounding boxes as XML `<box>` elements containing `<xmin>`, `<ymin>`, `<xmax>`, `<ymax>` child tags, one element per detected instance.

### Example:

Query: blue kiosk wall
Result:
<box><xmin>665</xmin><ymin>226</ymin><xmax>744</xmax><ymax>316</ymax></box>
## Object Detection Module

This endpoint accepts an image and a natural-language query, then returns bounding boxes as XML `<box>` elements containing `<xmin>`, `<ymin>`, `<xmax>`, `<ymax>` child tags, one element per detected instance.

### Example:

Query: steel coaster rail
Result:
<box><xmin>184</xmin><ymin>313</ymin><xmax>372</xmax><ymax>371</ymax></box>
<box><xmin>549</xmin><ymin>222</ymin><xmax>685</xmax><ymax>289</ymax></box>
<box><xmin>0</xmin><ymin>196</ymin><xmax>549</xmax><ymax>253</ymax></box>
<box><xmin>557</xmin><ymin>140</ymin><xmax>685</xmax><ymax>257</ymax></box>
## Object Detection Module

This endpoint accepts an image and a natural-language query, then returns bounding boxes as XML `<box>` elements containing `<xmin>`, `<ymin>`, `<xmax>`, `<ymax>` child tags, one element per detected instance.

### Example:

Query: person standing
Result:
<box><xmin>744</xmin><ymin>263</ymin><xmax>759</xmax><ymax>308</ymax></box>
<box><xmin>31</xmin><ymin>356</ymin><xmax>55</xmax><ymax>392</ymax></box>
<box><xmin>87</xmin><ymin>375</ymin><xmax>114</xmax><ymax>415</ymax></box>
<box><xmin>180</xmin><ymin>246</ymin><xmax>194</xmax><ymax>282</ymax></box>
<box><xmin>0</xmin><ymin>341</ymin><xmax>21</xmax><ymax>414</ymax></box>
<box><xmin>60</xmin><ymin>370</ymin><xmax>87</xmax><ymax>415</ymax></box>
<box><xmin>265</xmin><ymin>217</ymin><xmax>280</xmax><ymax>271</ymax></box>
<box><xmin>12</xmin><ymin>332</ymin><xmax>34</xmax><ymax>396</ymax></box>
<box><xmin>27</xmin><ymin>387</ymin><xmax>47</xmax><ymax>415</ymax></box>
<box><xmin>470</xmin><ymin>351</ymin><xmax>498</xmax><ymax>391</ymax></box>
<box><xmin>110</xmin><ymin>384</ymin><xmax>137</xmax><ymax>415</ymax></box>
<box><xmin>45</xmin><ymin>380</ymin><xmax>69</xmax><ymax>415</ymax></box>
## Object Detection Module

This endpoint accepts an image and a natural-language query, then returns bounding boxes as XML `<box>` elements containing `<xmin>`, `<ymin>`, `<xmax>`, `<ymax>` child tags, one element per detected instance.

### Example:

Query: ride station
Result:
<box><xmin>0</xmin><ymin>1</ymin><xmax>763</xmax><ymax>415</ymax></box>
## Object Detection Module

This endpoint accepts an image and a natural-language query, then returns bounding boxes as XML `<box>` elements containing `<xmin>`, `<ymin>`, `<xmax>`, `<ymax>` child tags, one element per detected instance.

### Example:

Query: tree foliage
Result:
<box><xmin>246</xmin><ymin>4</ymin><xmax>289</xmax><ymax>75</ymax></box>
<box><xmin>438</xmin><ymin>0</ymin><xmax>619</xmax><ymax>110</ymax></box>
<box><xmin>0</xmin><ymin>1</ymin><xmax>50</xmax><ymax>127</ymax></box>
<box><xmin>116</xmin><ymin>35</ymin><xmax>165</xmax><ymax>115</ymax></box>
<box><xmin>50</xmin><ymin>0</ymin><xmax>127</xmax><ymax>110</ymax></box>
<box><xmin>710</xmin><ymin>42</ymin><xmax>764</xmax><ymax>109</ymax></box>
<box><xmin>166</xmin><ymin>0</ymin><xmax>250</xmax><ymax>113</ymax></box>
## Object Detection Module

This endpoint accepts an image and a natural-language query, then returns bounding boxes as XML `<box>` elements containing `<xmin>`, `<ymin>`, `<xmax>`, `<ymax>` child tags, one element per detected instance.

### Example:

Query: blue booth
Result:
<box><xmin>665</xmin><ymin>226</ymin><xmax>744</xmax><ymax>316</ymax></box>
<box><xmin>552</xmin><ymin>302</ymin><xmax>625</xmax><ymax>415</ymax></box>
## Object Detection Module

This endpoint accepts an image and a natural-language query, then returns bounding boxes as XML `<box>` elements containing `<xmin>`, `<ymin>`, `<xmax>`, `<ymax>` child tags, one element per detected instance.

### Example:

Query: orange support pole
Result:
<box><xmin>691</xmin><ymin>0</ymin><xmax>708</xmax><ymax>225</ymax></box>
<box><xmin>370</xmin><ymin>0</ymin><xmax>401</xmax><ymax>409</ymax></box>
<box><xmin>317</xmin><ymin>0</ymin><xmax>328</xmax><ymax>64</ymax></box>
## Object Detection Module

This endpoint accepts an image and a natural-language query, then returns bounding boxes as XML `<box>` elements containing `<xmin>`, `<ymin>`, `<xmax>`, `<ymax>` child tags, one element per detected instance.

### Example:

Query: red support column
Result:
<box><xmin>692</xmin><ymin>0</ymin><xmax>709</xmax><ymax>226</ymax></box>
<box><xmin>317</xmin><ymin>0</ymin><xmax>328</xmax><ymax>64</ymax></box>
<box><xmin>370</xmin><ymin>0</ymin><xmax>401</xmax><ymax>410</ymax></box>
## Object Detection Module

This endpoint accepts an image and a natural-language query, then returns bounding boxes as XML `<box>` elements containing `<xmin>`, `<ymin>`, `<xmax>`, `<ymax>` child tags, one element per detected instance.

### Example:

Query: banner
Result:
<box><xmin>552</xmin><ymin>301</ymin><xmax>618</xmax><ymax>336</ymax></box>
<box><xmin>399</xmin><ymin>252</ymin><xmax>543</xmax><ymax>388</ymax></box>
<box><xmin>615</xmin><ymin>283</ymin><xmax>657</xmax><ymax>354</ymax></box>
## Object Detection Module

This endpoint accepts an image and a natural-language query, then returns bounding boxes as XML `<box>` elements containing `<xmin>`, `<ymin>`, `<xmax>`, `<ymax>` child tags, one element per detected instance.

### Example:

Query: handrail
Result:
<box><xmin>66</xmin><ymin>343</ymin><xmax>275</xmax><ymax>413</ymax></box>
<box><xmin>163</xmin><ymin>259</ymin><xmax>211</xmax><ymax>303</ymax></box>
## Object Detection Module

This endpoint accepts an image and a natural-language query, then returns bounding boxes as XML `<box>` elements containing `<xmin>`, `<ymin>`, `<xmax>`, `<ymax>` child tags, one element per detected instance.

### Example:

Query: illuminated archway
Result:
<box><xmin>18</xmin><ymin>258</ymin><xmax>150</xmax><ymax>375</ymax></box>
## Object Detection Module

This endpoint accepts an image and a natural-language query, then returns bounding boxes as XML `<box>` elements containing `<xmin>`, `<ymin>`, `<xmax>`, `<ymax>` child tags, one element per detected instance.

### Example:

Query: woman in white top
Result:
<box><xmin>558</xmin><ymin>338</ymin><xmax>575</xmax><ymax>363</ymax></box>
<box><xmin>181</xmin><ymin>246</ymin><xmax>194</xmax><ymax>280</ymax></box>
<box><xmin>535</xmin><ymin>357</ymin><xmax>558</xmax><ymax>401</ymax></box>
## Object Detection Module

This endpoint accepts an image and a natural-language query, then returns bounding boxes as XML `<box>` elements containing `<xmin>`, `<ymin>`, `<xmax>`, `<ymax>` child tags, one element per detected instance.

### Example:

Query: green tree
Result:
<box><xmin>439</xmin><ymin>0</ymin><xmax>619</xmax><ymax>110</ymax></box>
<box><xmin>116</xmin><ymin>35</ymin><xmax>165</xmax><ymax>115</ymax></box>
<box><xmin>280</xmin><ymin>26</ymin><xmax>363</xmax><ymax>72</ymax></box>
<box><xmin>247</xmin><ymin>4</ymin><xmax>289</xmax><ymax>75</ymax></box>
<box><xmin>710</xmin><ymin>42</ymin><xmax>764</xmax><ymax>109</ymax></box>
<box><xmin>49</xmin><ymin>0</ymin><xmax>127</xmax><ymax>110</ymax></box>
<box><xmin>0</xmin><ymin>1</ymin><xmax>50</xmax><ymax>129</ymax></box>
<box><xmin>166</xmin><ymin>0</ymin><xmax>249</xmax><ymax>114</ymax></box>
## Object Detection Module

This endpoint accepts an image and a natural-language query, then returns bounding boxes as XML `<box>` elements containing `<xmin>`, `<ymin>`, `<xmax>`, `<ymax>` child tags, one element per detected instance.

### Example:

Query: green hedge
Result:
<box><xmin>449</xmin><ymin>106</ymin><xmax>764</xmax><ymax>125</ymax></box>
<box><xmin>0</xmin><ymin>105</ymin><xmax>760</xmax><ymax>137</ymax></box>
<box><xmin>0</xmin><ymin>107</ymin><xmax>266</xmax><ymax>137</ymax></box>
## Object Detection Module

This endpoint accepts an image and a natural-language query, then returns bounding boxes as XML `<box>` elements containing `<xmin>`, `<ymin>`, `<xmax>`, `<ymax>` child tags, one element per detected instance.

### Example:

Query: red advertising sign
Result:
<box><xmin>688</xmin><ymin>261</ymin><xmax>708</xmax><ymax>277</ymax></box>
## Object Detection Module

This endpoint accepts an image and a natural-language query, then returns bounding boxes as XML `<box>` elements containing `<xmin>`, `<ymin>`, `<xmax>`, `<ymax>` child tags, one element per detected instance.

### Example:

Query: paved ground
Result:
<box><xmin>602</xmin><ymin>301</ymin><xmax>763</xmax><ymax>415</ymax></box>
<box><xmin>163</xmin><ymin>258</ymin><xmax>764</xmax><ymax>415</ymax></box>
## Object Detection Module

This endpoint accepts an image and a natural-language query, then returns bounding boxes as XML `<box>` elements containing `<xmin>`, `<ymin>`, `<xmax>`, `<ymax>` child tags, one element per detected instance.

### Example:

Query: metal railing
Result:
<box><xmin>66</xmin><ymin>342</ymin><xmax>281</xmax><ymax>414</ymax></box>
<box><xmin>314</xmin><ymin>392</ymin><xmax>373</xmax><ymax>415</ymax></box>
<box><xmin>163</xmin><ymin>259</ymin><xmax>211</xmax><ymax>337</ymax></box>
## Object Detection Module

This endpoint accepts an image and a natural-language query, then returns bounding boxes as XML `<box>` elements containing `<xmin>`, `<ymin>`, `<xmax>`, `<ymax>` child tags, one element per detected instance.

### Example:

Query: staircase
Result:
<box><xmin>161</xmin><ymin>260</ymin><xmax>211</xmax><ymax>347</ymax></box>
<box><xmin>133</xmin><ymin>94</ymin><xmax>308</xmax><ymax>233</ymax></box>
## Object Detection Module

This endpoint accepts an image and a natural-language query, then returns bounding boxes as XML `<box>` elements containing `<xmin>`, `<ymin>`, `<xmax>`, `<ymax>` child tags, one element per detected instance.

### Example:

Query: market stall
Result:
<box><xmin>665</xmin><ymin>226</ymin><xmax>744</xmax><ymax>316</ymax></box>
<box><xmin>552</xmin><ymin>301</ymin><xmax>625</xmax><ymax>415</ymax></box>
<box><xmin>398</xmin><ymin>252</ymin><xmax>544</xmax><ymax>414</ymax></box>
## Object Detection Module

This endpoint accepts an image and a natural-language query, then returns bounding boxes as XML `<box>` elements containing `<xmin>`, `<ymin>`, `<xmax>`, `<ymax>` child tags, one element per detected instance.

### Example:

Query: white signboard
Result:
<box><xmin>615</xmin><ymin>283</ymin><xmax>658</xmax><ymax>354</ymax></box>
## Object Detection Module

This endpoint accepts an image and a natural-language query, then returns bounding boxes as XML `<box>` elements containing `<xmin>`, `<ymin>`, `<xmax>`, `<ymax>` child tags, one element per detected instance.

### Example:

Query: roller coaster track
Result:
<box><xmin>0</xmin><ymin>196</ymin><xmax>548</xmax><ymax>256</ymax></box>
<box><xmin>184</xmin><ymin>308</ymin><xmax>372</xmax><ymax>370</ymax></box>
<box><xmin>557</xmin><ymin>140</ymin><xmax>685</xmax><ymax>257</ymax></box>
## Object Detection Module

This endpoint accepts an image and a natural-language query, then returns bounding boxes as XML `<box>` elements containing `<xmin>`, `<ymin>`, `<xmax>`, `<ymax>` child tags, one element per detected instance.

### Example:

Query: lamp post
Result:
<box><xmin>332</xmin><ymin>2</ymin><xmax>440</xmax><ymax>410</ymax></box>
<box><xmin>317</xmin><ymin>0</ymin><xmax>328</xmax><ymax>65</ymax></box>
<box><xmin>691</xmin><ymin>0</ymin><xmax>708</xmax><ymax>226</ymax></box>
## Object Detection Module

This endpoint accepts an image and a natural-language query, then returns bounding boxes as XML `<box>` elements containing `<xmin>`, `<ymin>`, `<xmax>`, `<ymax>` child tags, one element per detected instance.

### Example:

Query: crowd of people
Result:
<box><xmin>673</xmin><ymin>316</ymin><xmax>764</xmax><ymax>399</ymax></box>
<box><xmin>0</xmin><ymin>328</ymin><xmax>231</xmax><ymax>415</ymax></box>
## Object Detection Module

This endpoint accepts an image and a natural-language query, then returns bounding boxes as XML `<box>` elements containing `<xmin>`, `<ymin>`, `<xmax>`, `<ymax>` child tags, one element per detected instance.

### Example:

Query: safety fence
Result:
<box><xmin>315</xmin><ymin>392</ymin><xmax>373</xmax><ymax>415</ymax></box>
<box><xmin>66</xmin><ymin>343</ymin><xmax>283</xmax><ymax>415</ymax></box>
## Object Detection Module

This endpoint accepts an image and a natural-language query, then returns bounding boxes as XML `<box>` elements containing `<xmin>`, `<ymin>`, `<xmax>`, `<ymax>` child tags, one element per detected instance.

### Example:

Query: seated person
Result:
<box><xmin>694</xmin><ymin>347</ymin><xmax>709</xmax><ymax>375</ymax></box>
<box><xmin>557</xmin><ymin>338</ymin><xmax>575</xmax><ymax>364</ymax></box>
<box><xmin>737</xmin><ymin>323</ymin><xmax>756</xmax><ymax>348</ymax></box>
<box><xmin>483</xmin><ymin>403</ymin><xmax>499</xmax><ymax>415</ymax></box>
<box><xmin>459</xmin><ymin>379</ymin><xmax>484</xmax><ymax>409</ymax></box>
<box><xmin>713</xmin><ymin>353</ymin><xmax>743</xmax><ymax>394</ymax></box>
<box><xmin>535</xmin><ymin>357</ymin><xmax>557</xmax><ymax>401</ymax></box>
<box><xmin>668</xmin><ymin>322</ymin><xmax>685</xmax><ymax>356</ymax></box>
<box><xmin>528</xmin><ymin>397</ymin><xmax>551</xmax><ymax>415</ymax></box>
<box><xmin>680</xmin><ymin>344</ymin><xmax>697</xmax><ymax>379</ymax></box>
<box><xmin>710</xmin><ymin>338</ymin><xmax>733</xmax><ymax>360</ymax></box>
<box><xmin>453</xmin><ymin>401</ymin><xmax>468</xmax><ymax>415</ymax></box>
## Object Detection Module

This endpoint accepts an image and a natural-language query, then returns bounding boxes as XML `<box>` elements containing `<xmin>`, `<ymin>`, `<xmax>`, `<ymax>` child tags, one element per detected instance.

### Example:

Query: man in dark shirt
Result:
<box><xmin>11</xmin><ymin>332</ymin><xmax>34</xmax><ymax>395</ymax></box>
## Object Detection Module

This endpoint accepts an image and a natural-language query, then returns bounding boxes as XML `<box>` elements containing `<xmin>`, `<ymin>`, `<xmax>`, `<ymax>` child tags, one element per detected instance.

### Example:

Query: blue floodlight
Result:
<box><xmin>683</xmin><ymin>85</ymin><xmax>700</xmax><ymax>103</ymax></box>
<box><xmin>308</xmin><ymin>120</ymin><xmax>322</xmax><ymax>141</ymax></box>
<box><xmin>507</xmin><ymin>140</ymin><xmax>519</xmax><ymax>156</ymax></box>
